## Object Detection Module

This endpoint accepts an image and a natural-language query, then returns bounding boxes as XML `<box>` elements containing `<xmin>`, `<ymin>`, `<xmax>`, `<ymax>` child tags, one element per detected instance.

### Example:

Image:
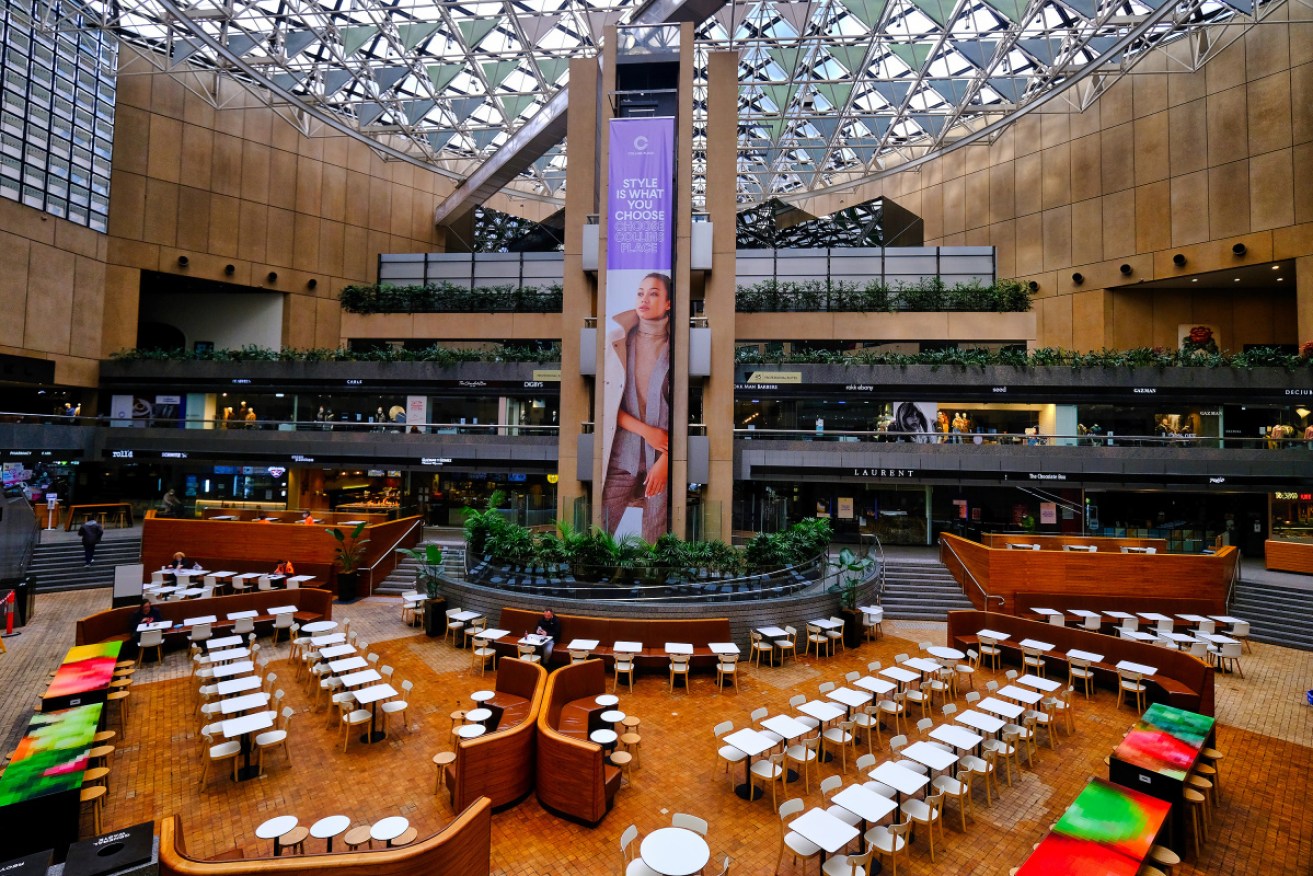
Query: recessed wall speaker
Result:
<box><xmin>224</xmin><ymin>264</ymin><xmax>235</xmax><ymax>275</ymax></box>
<box><xmin>307</xmin><ymin>279</ymin><xmax>318</xmax><ymax>290</ymax></box>
<box><xmin>177</xmin><ymin>256</ymin><xmax>189</xmax><ymax>267</ymax></box>
<box><xmin>1071</xmin><ymin>273</ymin><xmax>1084</xmax><ymax>285</ymax></box>
<box><xmin>1119</xmin><ymin>263</ymin><xmax>1133</xmax><ymax>275</ymax></box>
<box><xmin>267</xmin><ymin>271</ymin><xmax>278</xmax><ymax>282</ymax></box>
<box><xmin>1172</xmin><ymin>254</ymin><xmax>1186</xmax><ymax>266</ymax></box>
<box><xmin>1027</xmin><ymin>280</ymin><xmax>1039</xmax><ymax>292</ymax></box>
<box><xmin>1232</xmin><ymin>243</ymin><xmax>1247</xmax><ymax>256</ymax></box>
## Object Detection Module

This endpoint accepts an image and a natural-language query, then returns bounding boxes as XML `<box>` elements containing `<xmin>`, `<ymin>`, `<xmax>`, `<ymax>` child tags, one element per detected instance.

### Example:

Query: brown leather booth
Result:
<box><xmin>535</xmin><ymin>660</ymin><xmax>621</xmax><ymax>825</ymax></box>
<box><xmin>946</xmin><ymin>609</ymin><xmax>1215</xmax><ymax>715</ymax></box>
<box><xmin>158</xmin><ymin>798</ymin><xmax>492</xmax><ymax>876</ymax></box>
<box><xmin>76</xmin><ymin>588</ymin><xmax>333</xmax><ymax>647</ymax></box>
<box><xmin>497</xmin><ymin>607</ymin><xmax>731</xmax><ymax>669</ymax></box>
<box><xmin>445</xmin><ymin>657</ymin><xmax>547</xmax><ymax>812</ymax></box>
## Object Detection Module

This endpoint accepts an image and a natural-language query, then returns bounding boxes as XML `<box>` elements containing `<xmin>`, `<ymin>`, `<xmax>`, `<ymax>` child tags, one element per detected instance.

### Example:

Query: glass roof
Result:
<box><xmin>42</xmin><ymin>0</ymin><xmax>1266</xmax><ymax>212</ymax></box>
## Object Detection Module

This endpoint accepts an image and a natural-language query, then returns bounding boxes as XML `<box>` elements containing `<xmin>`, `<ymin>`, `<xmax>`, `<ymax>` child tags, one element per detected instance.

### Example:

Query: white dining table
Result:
<box><xmin>831</xmin><ymin>784</ymin><xmax>898</xmax><ymax>825</ymax></box>
<box><xmin>1016</xmin><ymin>674</ymin><xmax>1061</xmax><ymax>692</ymax></box>
<box><xmin>761</xmin><ymin>714</ymin><xmax>813</xmax><ymax>742</ymax></box>
<box><xmin>1115</xmin><ymin>660</ymin><xmax>1158</xmax><ymax>676</ymax></box>
<box><xmin>328</xmin><ymin>656</ymin><xmax>368</xmax><ymax>674</ymax></box>
<box><xmin>901</xmin><ymin>740</ymin><xmax>959</xmax><ymax>774</ymax></box>
<box><xmin>640</xmin><ymin>827</ymin><xmax>710</xmax><ymax>876</ymax></box>
<box><xmin>1017</xmin><ymin>638</ymin><xmax>1054</xmax><ymax>652</ymax></box>
<box><xmin>339</xmin><ymin>669</ymin><xmax>383</xmax><ymax>688</ymax></box>
<box><xmin>796</xmin><ymin>700</ymin><xmax>845</xmax><ymax>725</ymax></box>
<box><xmin>566</xmin><ymin>638</ymin><xmax>600</xmax><ymax>651</ymax></box>
<box><xmin>1067</xmin><ymin>648</ymin><xmax>1105</xmax><ymax>663</ymax></box>
<box><xmin>1068</xmin><ymin>609</ymin><xmax>1102</xmax><ymax>619</ymax></box>
<box><xmin>226</xmin><ymin>610</ymin><xmax>259</xmax><ymax>620</ymax></box>
<box><xmin>1121</xmin><ymin>630</ymin><xmax>1159</xmax><ymax>642</ymax></box>
<box><xmin>879</xmin><ymin>666</ymin><xmax>921</xmax><ymax>686</ymax></box>
<box><xmin>722</xmin><ymin>727</ymin><xmax>779</xmax><ymax>800</ymax></box>
<box><xmin>976</xmin><ymin>696</ymin><xmax>1024</xmax><ymax>720</ymax></box>
<box><xmin>788</xmin><ymin>808</ymin><xmax>860</xmax><ymax>856</ymax></box>
<box><xmin>826</xmin><ymin>687</ymin><xmax>873</xmax><ymax>712</ymax></box>
<box><xmin>664</xmin><ymin>642</ymin><xmax>693</xmax><ymax>655</ymax></box>
<box><xmin>903</xmin><ymin>656</ymin><xmax>943</xmax><ymax>675</ymax></box>
<box><xmin>926</xmin><ymin>645</ymin><xmax>965</xmax><ymax>661</ymax></box>
<box><xmin>1137</xmin><ymin>612</ymin><xmax>1174</xmax><ymax>622</ymax></box>
<box><xmin>811</xmin><ymin>618</ymin><xmax>844</xmax><ymax>631</ymax></box>
<box><xmin>310</xmin><ymin>633</ymin><xmax>346</xmax><ymax>647</ymax></box>
<box><xmin>211</xmin><ymin>660</ymin><xmax>256</xmax><ymax>679</ymax></box>
<box><xmin>215</xmin><ymin>675</ymin><xmax>262</xmax><ymax>696</ymax></box>
<box><xmin>614</xmin><ymin>640</ymin><xmax>643</xmax><ymax>653</ymax></box>
<box><xmin>219</xmin><ymin>691</ymin><xmax>271</xmax><ymax>715</ymax></box>
<box><xmin>997</xmin><ymin>684</ymin><xmax>1044</xmax><ymax>705</ymax></box>
<box><xmin>267</xmin><ymin>605</ymin><xmax>297</xmax><ymax>616</ymax></box>
<box><xmin>318</xmin><ymin>644</ymin><xmax>356</xmax><ymax>660</ymax></box>
<box><xmin>868</xmin><ymin>761</ymin><xmax>929</xmax><ymax>801</ymax></box>
<box><xmin>757</xmin><ymin>626</ymin><xmax>789</xmax><ymax>638</ymax></box>
<box><xmin>708</xmin><ymin>642</ymin><xmax>741</xmax><ymax>655</ymax></box>
<box><xmin>976</xmin><ymin>628</ymin><xmax>1011</xmax><ymax>641</ymax></box>
<box><xmin>853</xmin><ymin>675</ymin><xmax>897</xmax><ymax>696</ymax></box>
<box><xmin>929</xmin><ymin>723</ymin><xmax>983</xmax><ymax>752</ymax></box>
<box><xmin>1210</xmin><ymin>615</ymin><xmax>1244</xmax><ymax>625</ymax></box>
<box><xmin>184</xmin><ymin>615</ymin><xmax>218</xmax><ymax>626</ymax></box>
<box><xmin>1103</xmin><ymin>611</ymin><xmax>1137</xmax><ymax>620</ymax></box>
<box><xmin>1176</xmin><ymin>613</ymin><xmax>1211</xmax><ymax>623</ymax></box>
<box><xmin>955</xmin><ymin>709</ymin><xmax>1006</xmax><ymax>736</ymax></box>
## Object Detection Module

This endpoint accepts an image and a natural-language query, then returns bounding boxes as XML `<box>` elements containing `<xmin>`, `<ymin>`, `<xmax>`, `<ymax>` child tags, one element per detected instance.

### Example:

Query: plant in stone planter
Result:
<box><xmin>829</xmin><ymin>547</ymin><xmax>874</xmax><ymax>610</ymax></box>
<box><xmin>398</xmin><ymin>543</ymin><xmax>444</xmax><ymax>599</ymax></box>
<box><xmin>326</xmin><ymin>522</ymin><xmax>369</xmax><ymax>599</ymax></box>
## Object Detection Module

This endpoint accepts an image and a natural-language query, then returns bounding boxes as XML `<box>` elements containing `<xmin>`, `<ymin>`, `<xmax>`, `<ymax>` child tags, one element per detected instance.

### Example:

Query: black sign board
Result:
<box><xmin>0</xmin><ymin>850</ymin><xmax>52</xmax><ymax>876</ymax></box>
<box><xmin>62</xmin><ymin>822</ymin><xmax>154</xmax><ymax>876</ymax></box>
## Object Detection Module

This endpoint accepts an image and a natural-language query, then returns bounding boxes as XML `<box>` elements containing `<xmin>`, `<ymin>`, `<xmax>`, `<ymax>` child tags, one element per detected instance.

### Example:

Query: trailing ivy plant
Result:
<box><xmin>109</xmin><ymin>343</ymin><xmax>561</xmax><ymax>365</ymax></box>
<box><xmin>734</xmin><ymin>345</ymin><xmax>1311</xmax><ymax>370</ymax></box>
<box><xmin>340</xmin><ymin>281</ymin><xmax>564</xmax><ymax>314</ymax></box>
<box><xmin>735</xmin><ymin>276</ymin><xmax>1034</xmax><ymax>313</ymax></box>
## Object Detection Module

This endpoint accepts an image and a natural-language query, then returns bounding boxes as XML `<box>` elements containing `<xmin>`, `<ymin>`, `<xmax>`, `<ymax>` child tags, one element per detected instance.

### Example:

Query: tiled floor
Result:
<box><xmin>4</xmin><ymin>594</ymin><xmax>1311</xmax><ymax>874</ymax></box>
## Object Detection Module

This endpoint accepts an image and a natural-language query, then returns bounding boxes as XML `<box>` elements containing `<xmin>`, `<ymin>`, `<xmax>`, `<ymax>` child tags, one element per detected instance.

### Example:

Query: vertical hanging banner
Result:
<box><xmin>600</xmin><ymin>117</ymin><xmax>675</xmax><ymax>542</ymax></box>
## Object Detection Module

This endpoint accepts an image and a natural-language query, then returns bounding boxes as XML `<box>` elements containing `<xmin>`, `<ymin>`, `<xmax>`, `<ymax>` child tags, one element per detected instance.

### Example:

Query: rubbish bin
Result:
<box><xmin>0</xmin><ymin>575</ymin><xmax>34</xmax><ymax>626</ymax></box>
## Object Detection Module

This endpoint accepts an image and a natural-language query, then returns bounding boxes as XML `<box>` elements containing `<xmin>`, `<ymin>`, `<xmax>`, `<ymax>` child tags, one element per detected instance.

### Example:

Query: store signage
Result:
<box><xmin>851</xmin><ymin>468</ymin><xmax>917</xmax><ymax>478</ymax></box>
<box><xmin>532</xmin><ymin>370</ymin><xmax>562</xmax><ymax>382</ymax></box>
<box><xmin>291</xmin><ymin>454</ymin><xmax>314</xmax><ymax>462</ymax></box>
<box><xmin>747</xmin><ymin>371</ymin><xmax>803</xmax><ymax>384</ymax></box>
<box><xmin>160</xmin><ymin>451</ymin><xmax>188</xmax><ymax>459</ymax></box>
<box><xmin>111</xmin><ymin>450</ymin><xmax>133</xmax><ymax>458</ymax></box>
<box><xmin>1208</xmin><ymin>476</ymin><xmax>1226</xmax><ymax>484</ymax></box>
<box><xmin>1274</xmin><ymin>492</ymin><xmax>1312</xmax><ymax>500</ymax></box>
<box><xmin>419</xmin><ymin>457</ymin><xmax>453</xmax><ymax>466</ymax></box>
<box><xmin>1028</xmin><ymin>473</ymin><xmax>1067</xmax><ymax>480</ymax></box>
<box><xmin>267</xmin><ymin>467</ymin><xmax>286</xmax><ymax>478</ymax></box>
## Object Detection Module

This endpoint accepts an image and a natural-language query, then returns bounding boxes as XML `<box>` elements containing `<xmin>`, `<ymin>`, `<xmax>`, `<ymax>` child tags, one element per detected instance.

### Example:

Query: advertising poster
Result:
<box><xmin>837</xmin><ymin>497</ymin><xmax>854</xmax><ymax>519</ymax></box>
<box><xmin>891</xmin><ymin>401</ymin><xmax>938</xmax><ymax>442</ymax></box>
<box><xmin>600</xmin><ymin>117</ymin><xmax>675</xmax><ymax>542</ymax></box>
<box><xmin>406</xmin><ymin>395</ymin><xmax>428</xmax><ymax>432</ymax></box>
<box><xmin>1040</xmin><ymin>502</ymin><xmax>1058</xmax><ymax>525</ymax></box>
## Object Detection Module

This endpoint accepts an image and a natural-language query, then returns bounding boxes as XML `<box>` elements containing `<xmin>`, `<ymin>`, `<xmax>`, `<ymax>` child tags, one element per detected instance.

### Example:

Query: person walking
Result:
<box><xmin>78</xmin><ymin>515</ymin><xmax>103</xmax><ymax>566</ymax></box>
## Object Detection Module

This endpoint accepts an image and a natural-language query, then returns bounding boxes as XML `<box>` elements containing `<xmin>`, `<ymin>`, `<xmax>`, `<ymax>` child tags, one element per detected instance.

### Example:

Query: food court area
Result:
<box><xmin>0</xmin><ymin>586</ymin><xmax>1310</xmax><ymax>876</ymax></box>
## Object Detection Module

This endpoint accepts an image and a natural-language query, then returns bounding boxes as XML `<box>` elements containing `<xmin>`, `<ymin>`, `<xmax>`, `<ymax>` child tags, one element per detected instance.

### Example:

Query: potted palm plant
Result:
<box><xmin>327</xmin><ymin>521</ymin><xmax>369</xmax><ymax>601</ymax></box>
<box><xmin>829</xmin><ymin>547</ymin><xmax>874</xmax><ymax>648</ymax></box>
<box><xmin>398</xmin><ymin>543</ymin><xmax>446</xmax><ymax>635</ymax></box>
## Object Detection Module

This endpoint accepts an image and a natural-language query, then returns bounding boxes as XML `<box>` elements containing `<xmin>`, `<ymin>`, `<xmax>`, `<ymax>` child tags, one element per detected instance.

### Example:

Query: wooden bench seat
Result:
<box><xmin>558</xmin><ymin>698</ymin><xmax>599</xmax><ymax>740</ymax></box>
<box><xmin>484</xmin><ymin>692</ymin><xmax>531</xmax><ymax>730</ymax></box>
<box><xmin>536</xmin><ymin>660</ymin><xmax>622</xmax><ymax>825</ymax></box>
<box><xmin>497</xmin><ymin>608</ymin><xmax>731</xmax><ymax>670</ymax></box>
<box><xmin>948</xmin><ymin>609</ymin><xmax>1214</xmax><ymax>715</ymax></box>
<box><xmin>76</xmin><ymin>589</ymin><xmax>333</xmax><ymax>647</ymax></box>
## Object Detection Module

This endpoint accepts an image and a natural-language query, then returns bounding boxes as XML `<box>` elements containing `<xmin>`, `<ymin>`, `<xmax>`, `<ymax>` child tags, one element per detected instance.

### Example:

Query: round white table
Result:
<box><xmin>255</xmin><ymin>815</ymin><xmax>299</xmax><ymax>856</ymax></box>
<box><xmin>301</xmin><ymin>621</ymin><xmax>338</xmax><ymax>634</ymax></box>
<box><xmin>927</xmin><ymin>645</ymin><xmax>965</xmax><ymax>661</ymax></box>
<box><xmin>466</xmin><ymin>707</ymin><xmax>493</xmax><ymax>725</ymax></box>
<box><xmin>370</xmin><ymin>816</ymin><xmax>410</xmax><ymax>846</ymax></box>
<box><xmin>600</xmin><ymin>709</ymin><xmax>626</xmax><ymax>725</ymax></box>
<box><xmin>590</xmin><ymin>729</ymin><xmax>618</xmax><ymax>746</ymax></box>
<box><xmin>456</xmin><ymin>724</ymin><xmax>487</xmax><ymax>740</ymax></box>
<box><xmin>309</xmin><ymin>815</ymin><xmax>350</xmax><ymax>852</ymax></box>
<box><xmin>470</xmin><ymin>689</ymin><xmax>496</xmax><ymax>703</ymax></box>
<box><xmin>595</xmin><ymin>694</ymin><xmax>620</xmax><ymax>707</ymax></box>
<box><xmin>640</xmin><ymin>827</ymin><xmax>710</xmax><ymax>876</ymax></box>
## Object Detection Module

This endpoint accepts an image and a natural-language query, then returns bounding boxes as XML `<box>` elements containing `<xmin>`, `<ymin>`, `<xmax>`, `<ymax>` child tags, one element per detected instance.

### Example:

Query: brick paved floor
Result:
<box><xmin>4</xmin><ymin>595</ymin><xmax>1310</xmax><ymax>874</ymax></box>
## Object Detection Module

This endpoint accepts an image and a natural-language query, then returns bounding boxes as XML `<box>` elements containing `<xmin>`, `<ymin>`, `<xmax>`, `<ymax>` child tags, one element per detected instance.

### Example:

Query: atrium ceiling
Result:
<box><xmin>40</xmin><ymin>0</ymin><xmax>1271</xmax><ymax>215</ymax></box>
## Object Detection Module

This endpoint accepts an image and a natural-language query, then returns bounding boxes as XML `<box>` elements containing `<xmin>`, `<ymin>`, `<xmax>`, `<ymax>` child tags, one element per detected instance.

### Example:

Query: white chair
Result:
<box><xmin>1228</xmin><ymin>621</ymin><xmax>1251</xmax><ymax>653</ymax></box>
<box><xmin>620</xmin><ymin>825</ymin><xmax>661</xmax><ymax>876</ymax></box>
<box><xmin>199</xmin><ymin>731</ymin><xmax>241</xmax><ymax>786</ymax></box>
<box><xmin>381</xmin><ymin>680</ymin><xmax>413</xmax><ymax>735</ymax></box>
<box><xmin>614</xmin><ymin>651</ymin><xmax>637</xmax><ymax>693</ymax></box>
<box><xmin>820</xmin><ymin>775</ymin><xmax>861</xmax><ymax>827</ymax></box>
<box><xmin>230</xmin><ymin>576</ymin><xmax>250</xmax><ymax>594</ymax></box>
<box><xmin>151</xmin><ymin>570</ymin><xmax>166</xmax><ymax>585</ymax></box>
<box><xmin>1210</xmin><ymin>641</ymin><xmax>1244</xmax><ymax>676</ymax></box>
<box><xmin>1048</xmin><ymin>613</ymin><xmax>1065</xmax><ymax>626</ymax></box>
<box><xmin>825</xmin><ymin>616</ymin><xmax>846</xmax><ymax>654</ymax></box>
<box><xmin>285</xmin><ymin>577</ymin><xmax>299</xmax><ymax>590</ymax></box>
<box><xmin>188</xmin><ymin>623</ymin><xmax>212</xmax><ymax>645</ymax></box>
<box><xmin>716</xmin><ymin>654</ymin><xmax>739</xmax><ymax>691</ymax></box>
<box><xmin>671</xmin><ymin>813</ymin><xmax>708</xmax><ymax>836</ymax></box>
<box><xmin>777</xmin><ymin>799</ymin><xmax>822</xmax><ymax>874</ymax></box>
<box><xmin>137</xmin><ymin>628</ymin><xmax>164</xmax><ymax>666</ymax></box>
<box><xmin>714</xmin><ymin>721</ymin><xmax>748</xmax><ymax>784</ymax></box>
<box><xmin>1082</xmin><ymin>614</ymin><xmax>1102</xmax><ymax>632</ymax></box>
<box><xmin>233</xmin><ymin>616</ymin><xmax>255</xmax><ymax>637</ymax></box>
<box><xmin>257</xmin><ymin>576</ymin><xmax>274</xmax><ymax>591</ymax></box>
<box><xmin>1195</xmin><ymin>620</ymin><xmax>1216</xmax><ymax>635</ymax></box>
<box><xmin>255</xmin><ymin>707</ymin><xmax>294</xmax><ymax>772</ymax></box>
<box><xmin>791</xmin><ymin>694</ymin><xmax>820</xmax><ymax>731</ymax></box>
<box><xmin>862</xmin><ymin>607</ymin><xmax>883</xmax><ymax>640</ymax></box>
<box><xmin>272</xmin><ymin>612</ymin><xmax>295</xmax><ymax>644</ymax></box>
<box><xmin>775</xmin><ymin>626</ymin><xmax>798</xmax><ymax>664</ymax></box>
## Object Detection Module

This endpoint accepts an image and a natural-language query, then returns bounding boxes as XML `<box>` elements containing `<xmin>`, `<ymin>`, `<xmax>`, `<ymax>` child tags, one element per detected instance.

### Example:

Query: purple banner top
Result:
<box><xmin>607</xmin><ymin>117</ymin><xmax>674</xmax><ymax>272</ymax></box>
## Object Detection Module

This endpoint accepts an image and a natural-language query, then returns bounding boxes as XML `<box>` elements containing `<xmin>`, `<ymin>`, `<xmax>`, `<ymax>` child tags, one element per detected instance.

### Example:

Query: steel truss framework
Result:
<box><xmin>31</xmin><ymin>0</ymin><xmax>1282</xmax><ymax>215</ymax></box>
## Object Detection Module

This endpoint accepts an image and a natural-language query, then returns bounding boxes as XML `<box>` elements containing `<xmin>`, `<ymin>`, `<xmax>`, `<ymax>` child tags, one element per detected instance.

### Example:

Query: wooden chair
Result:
<box><xmin>669</xmin><ymin>654</ymin><xmax>691</xmax><ymax>691</ymax></box>
<box><xmin>1116</xmin><ymin>669</ymin><xmax>1147</xmax><ymax>711</ymax></box>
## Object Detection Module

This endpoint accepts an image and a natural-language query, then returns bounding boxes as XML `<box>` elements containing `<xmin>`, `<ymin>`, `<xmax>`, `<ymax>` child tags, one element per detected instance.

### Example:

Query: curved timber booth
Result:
<box><xmin>445</xmin><ymin>657</ymin><xmax>547</xmax><ymax>811</ymax></box>
<box><xmin>76</xmin><ymin>588</ymin><xmax>334</xmax><ymax>646</ymax></box>
<box><xmin>535</xmin><ymin>660</ymin><xmax>621</xmax><ymax>825</ymax></box>
<box><xmin>158</xmin><ymin>797</ymin><xmax>493</xmax><ymax>876</ymax></box>
<box><xmin>946</xmin><ymin>609</ymin><xmax>1215</xmax><ymax>715</ymax></box>
<box><xmin>498</xmin><ymin>607</ymin><xmax>731</xmax><ymax>669</ymax></box>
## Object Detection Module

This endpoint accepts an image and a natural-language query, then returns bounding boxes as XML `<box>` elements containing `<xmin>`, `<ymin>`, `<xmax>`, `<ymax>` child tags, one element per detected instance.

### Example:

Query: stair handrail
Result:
<box><xmin>362</xmin><ymin>516</ymin><xmax>425</xmax><ymax>589</ymax></box>
<box><xmin>937</xmin><ymin>535</ymin><xmax>1005</xmax><ymax>609</ymax></box>
<box><xmin>864</xmin><ymin>532</ymin><xmax>887</xmax><ymax>604</ymax></box>
<box><xmin>1224</xmin><ymin>547</ymin><xmax>1243</xmax><ymax>610</ymax></box>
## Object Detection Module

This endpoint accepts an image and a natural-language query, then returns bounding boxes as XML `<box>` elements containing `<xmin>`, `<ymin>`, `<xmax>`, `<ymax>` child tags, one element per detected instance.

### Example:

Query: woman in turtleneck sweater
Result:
<box><xmin>601</xmin><ymin>272</ymin><xmax>672</xmax><ymax>542</ymax></box>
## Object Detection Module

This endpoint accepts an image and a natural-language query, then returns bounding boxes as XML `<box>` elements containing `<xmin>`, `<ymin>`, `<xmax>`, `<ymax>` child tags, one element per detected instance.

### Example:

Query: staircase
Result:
<box><xmin>28</xmin><ymin>537</ymin><xmax>142</xmax><ymax>592</ymax></box>
<box><xmin>373</xmin><ymin>535</ymin><xmax>467</xmax><ymax>595</ymax></box>
<box><xmin>878</xmin><ymin>557</ymin><xmax>974</xmax><ymax>621</ymax></box>
<box><xmin>1229</xmin><ymin>580</ymin><xmax>1313</xmax><ymax>651</ymax></box>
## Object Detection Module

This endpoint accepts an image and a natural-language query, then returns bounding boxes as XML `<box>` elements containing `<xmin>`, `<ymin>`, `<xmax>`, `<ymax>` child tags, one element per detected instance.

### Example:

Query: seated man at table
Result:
<box><xmin>167</xmin><ymin>551</ymin><xmax>201</xmax><ymax>570</ymax></box>
<box><xmin>274</xmin><ymin>559</ymin><xmax>296</xmax><ymax>575</ymax></box>
<box><xmin>535</xmin><ymin>608</ymin><xmax>561</xmax><ymax>664</ymax></box>
<box><xmin>128</xmin><ymin>599</ymin><xmax>163</xmax><ymax>639</ymax></box>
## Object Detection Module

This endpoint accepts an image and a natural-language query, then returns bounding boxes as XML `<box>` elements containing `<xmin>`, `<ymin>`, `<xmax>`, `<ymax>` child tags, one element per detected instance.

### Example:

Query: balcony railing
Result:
<box><xmin>733</xmin><ymin>427</ymin><xmax>1297</xmax><ymax>450</ymax></box>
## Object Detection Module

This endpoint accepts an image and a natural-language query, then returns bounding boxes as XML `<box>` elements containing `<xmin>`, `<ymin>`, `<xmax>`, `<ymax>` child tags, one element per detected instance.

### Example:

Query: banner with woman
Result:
<box><xmin>600</xmin><ymin>117</ymin><xmax>675</xmax><ymax>542</ymax></box>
